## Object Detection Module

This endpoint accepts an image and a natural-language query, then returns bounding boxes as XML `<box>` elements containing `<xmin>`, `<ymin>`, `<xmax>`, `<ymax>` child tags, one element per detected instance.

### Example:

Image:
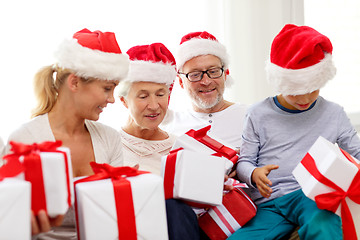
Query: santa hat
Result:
<box><xmin>54</xmin><ymin>28</ymin><xmax>129</xmax><ymax>81</ymax></box>
<box><xmin>125</xmin><ymin>43</ymin><xmax>176</xmax><ymax>86</ymax></box>
<box><xmin>176</xmin><ymin>31</ymin><xmax>232</xmax><ymax>86</ymax></box>
<box><xmin>266</xmin><ymin>24</ymin><xmax>336</xmax><ymax>95</ymax></box>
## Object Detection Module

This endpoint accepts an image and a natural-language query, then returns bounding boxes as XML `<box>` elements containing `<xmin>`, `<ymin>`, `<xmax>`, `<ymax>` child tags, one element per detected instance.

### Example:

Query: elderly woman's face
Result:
<box><xmin>123</xmin><ymin>81</ymin><xmax>169</xmax><ymax>130</ymax></box>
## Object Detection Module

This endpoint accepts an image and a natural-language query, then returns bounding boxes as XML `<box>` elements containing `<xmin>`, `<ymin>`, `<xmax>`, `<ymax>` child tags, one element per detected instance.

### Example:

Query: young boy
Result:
<box><xmin>230</xmin><ymin>24</ymin><xmax>360</xmax><ymax>239</ymax></box>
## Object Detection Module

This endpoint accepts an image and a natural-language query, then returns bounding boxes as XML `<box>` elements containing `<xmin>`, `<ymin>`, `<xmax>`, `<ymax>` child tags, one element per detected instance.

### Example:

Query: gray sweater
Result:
<box><xmin>237</xmin><ymin>96</ymin><xmax>360</xmax><ymax>205</ymax></box>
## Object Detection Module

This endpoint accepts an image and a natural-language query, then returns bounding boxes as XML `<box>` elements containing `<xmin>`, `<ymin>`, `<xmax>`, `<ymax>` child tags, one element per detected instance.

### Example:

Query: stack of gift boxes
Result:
<box><xmin>2</xmin><ymin>133</ymin><xmax>359</xmax><ymax>239</ymax></box>
<box><xmin>0</xmin><ymin>140</ymin><xmax>169</xmax><ymax>240</ymax></box>
<box><xmin>0</xmin><ymin>141</ymin><xmax>73</xmax><ymax>240</ymax></box>
<box><xmin>161</xmin><ymin>125</ymin><xmax>257</xmax><ymax>239</ymax></box>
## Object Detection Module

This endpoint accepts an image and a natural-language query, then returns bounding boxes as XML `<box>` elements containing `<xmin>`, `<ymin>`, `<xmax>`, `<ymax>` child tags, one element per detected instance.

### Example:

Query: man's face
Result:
<box><xmin>179</xmin><ymin>55</ymin><xmax>226</xmax><ymax>113</ymax></box>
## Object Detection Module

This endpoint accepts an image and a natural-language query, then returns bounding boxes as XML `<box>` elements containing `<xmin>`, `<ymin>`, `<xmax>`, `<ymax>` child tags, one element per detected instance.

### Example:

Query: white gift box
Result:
<box><xmin>0</xmin><ymin>178</ymin><xmax>31</xmax><ymax>240</ymax></box>
<box><xmin>172</xmin><ymin>129</ymin><xmax>237</xmax><ymax>174</ymax></box>
<box><xmin>14</xmin><ymin>146</ymin><xmax>74</xmax><ymax>217</ymax></box>
<box><xmin>161</xmin><ymin>149</ymin><xmax>226</xmax><ymax>206</ymax></box>
<box><xmin>75</xmin><ymin>173</ymin><xmax>168</xmax><ymax>240</ymax></box>
<box><xmin>293</xmin><ymin>136</ymin><xmax>360</xmax><ymax>237</ymax></box>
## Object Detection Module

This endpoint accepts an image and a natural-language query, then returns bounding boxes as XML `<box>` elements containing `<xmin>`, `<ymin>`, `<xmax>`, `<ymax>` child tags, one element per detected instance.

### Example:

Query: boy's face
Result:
<box><xmin>278</xmin><ymin>90</ymin><xmax>320</xmax><ymax>111</ymax></box>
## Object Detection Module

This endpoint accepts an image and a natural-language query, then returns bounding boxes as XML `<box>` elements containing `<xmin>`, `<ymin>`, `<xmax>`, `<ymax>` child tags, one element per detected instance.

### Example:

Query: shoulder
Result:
<box><xmin>247</xmin><ymin>97</ymin><xmax>273</xmax><ymax>115</ymax></box>
<box><xmin>8</xmin><ymin>115</ymin><xmax>50</xmax><ymax>143</ymax></box>
<box><xmin>86</xmin><ymin>120</ymin><xmax>122</xmax><ymax>142</ymax></box>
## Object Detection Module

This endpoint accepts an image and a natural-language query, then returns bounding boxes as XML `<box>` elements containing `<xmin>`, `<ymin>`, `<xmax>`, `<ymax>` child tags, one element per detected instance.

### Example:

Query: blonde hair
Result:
<box><xmin>31</xmin><ymin>65</ymin><xmax>94</xmax><ymax>118</ymax></box>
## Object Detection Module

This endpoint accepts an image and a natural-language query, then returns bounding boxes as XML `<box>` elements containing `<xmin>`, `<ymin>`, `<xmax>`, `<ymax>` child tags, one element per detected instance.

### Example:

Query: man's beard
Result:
<box><xmin>189</xmin><ymin>90</ymin><xmax>223</xmax><ymax>110</ymax></box>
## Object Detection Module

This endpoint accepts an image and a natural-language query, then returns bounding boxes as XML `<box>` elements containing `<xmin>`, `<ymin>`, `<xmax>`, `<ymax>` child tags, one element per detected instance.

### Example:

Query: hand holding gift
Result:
<box><xmin>3</xmin><ymin>140</ymin><xmax>74</xmax><ymax>235</ymax></box>
<box><xmin>293</xmin><ymin>136</ymin><xmax>360</xmax><ymax>240</ymax></box>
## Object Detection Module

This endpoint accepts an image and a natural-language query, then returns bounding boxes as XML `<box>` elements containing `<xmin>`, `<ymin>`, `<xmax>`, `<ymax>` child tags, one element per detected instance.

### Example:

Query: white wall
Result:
<box><xmin>222</xmin><ymin>0</ymin><xmax>304</xmax><ymax>104</ymax></box>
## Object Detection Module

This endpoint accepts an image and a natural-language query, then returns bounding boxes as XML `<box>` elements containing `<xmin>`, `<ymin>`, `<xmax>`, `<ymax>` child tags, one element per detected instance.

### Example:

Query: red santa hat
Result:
<box><xmin>54</xmin><ymin>28</ymin><xmax>129</xmax><ymax>81</ymax></box>
<box><xmin>125</xmin><ymin>43</ymin><xmax>176</xmax><ymax>86</ymax></box>
<box><xmin>176</xmin><ymin>31</ymin><xmax>232</xmax><ymax>86</ymax></box>
<box><xmin>266</xmin><ymin>24</ymin><xmax>336</xmax><ymax>95</ymax></box>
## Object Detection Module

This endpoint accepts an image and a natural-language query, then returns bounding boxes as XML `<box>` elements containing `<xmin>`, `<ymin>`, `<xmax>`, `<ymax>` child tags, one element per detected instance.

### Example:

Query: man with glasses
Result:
<box><xmin>162</xmin><ymin>31</ymin><xmax>247</xmax><ymax>151</ymax></box>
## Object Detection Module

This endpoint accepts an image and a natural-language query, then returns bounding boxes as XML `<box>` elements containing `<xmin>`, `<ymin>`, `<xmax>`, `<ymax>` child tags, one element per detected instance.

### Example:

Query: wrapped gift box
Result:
<box><xmin>292</xmin><ymin>136</ymin><xmax>360</xmax><ymax>239</ymax></box>
<box><xmin>4</xmin><ymin>141</ymin><xmax>74</xmax><ymax>217</ymax></box>
<box><xmin>161</xmin><ymin>148</ymin><xmax>225</xmax><ymax>206</ymax></box>
<box><xmin>75</xmin><ymin>164</ymin><xmax>168</xmax><ymax>240</ymax></box>
<box><xmin>0</xmin><ymin>178</ymin><xmax>31</xmax><ymax>240</ymax></box>
<box><xmin>198</xmin><ymin>187</ymin><xmax>257</xmax><ymax>240</ymax></box>
<box><xmin>171</xmin><ymin>125</ymin><xmax>238</xmax><ymax>174</ymax></box>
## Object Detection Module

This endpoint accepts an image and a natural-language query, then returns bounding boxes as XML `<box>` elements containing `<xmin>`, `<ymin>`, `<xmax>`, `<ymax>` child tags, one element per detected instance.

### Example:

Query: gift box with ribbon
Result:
<box><xmin>198</xmin><ymin>178</ymin><xmax>256</xmax><ymax>240</ymax></box>
<box><xmin>161</xmin><ymin>148</ymin><xmax>225</xmax><ymax>207</ymax></box>
<box><xmin>0</xmin><ymin>158</ymin><xmax>31</xmax><ymax>240</ymax></box>
<box><xmin>171</xmin><ymin>125</ymin><xmax>238</xmax><ymax>174</ymax></box>
<box><xmin>293</xmin><ymin>136</ymin><xmax>360</xmax><ymax>240</ymax></box>
<box><xmin>75</xmin><ymin>163</ymin><xmax>168</xmax><ymax>240</ymax></box>
<box><xmin>3</xmin><ymin>141</ymin><xmax>74</xmax><ymax>217</ymax></box>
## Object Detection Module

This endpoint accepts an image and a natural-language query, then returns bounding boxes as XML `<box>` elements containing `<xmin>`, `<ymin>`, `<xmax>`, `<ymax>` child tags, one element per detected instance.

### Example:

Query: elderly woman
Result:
<box><xmin>5</xmin><ymin>28</ymin><xmax>129</xmax><ymax>239</ymax></box>
<box><xmin>118</xmin><ymin>43</ymin><xmax>201</xmax><ymax>240</ymax></box>
<box><xmin>118</xmin><ymin>43</ymin><xmax>177</xmax><ymax>175</ymax></box>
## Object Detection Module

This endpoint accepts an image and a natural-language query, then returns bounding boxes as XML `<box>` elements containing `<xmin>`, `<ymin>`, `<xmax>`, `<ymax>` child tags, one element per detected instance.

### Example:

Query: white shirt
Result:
<box><xmin>161</xmin><ymin>103</ymin><xmax>248</xmax><ymax>149</ymax></box>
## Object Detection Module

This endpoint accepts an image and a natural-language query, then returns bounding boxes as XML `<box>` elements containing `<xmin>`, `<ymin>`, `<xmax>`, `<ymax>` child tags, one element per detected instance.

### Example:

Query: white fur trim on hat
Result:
<box><xmin>266</xmin><ymin>53</ymin><xmax>336</xmax><ymax>95</ymax></box>
<box><xmin>54</xmin><ymin>39</ymin><xmax>129</xmax><ymax>81</ymax></box>
<box><xmin>176</xmin><ymin>38</ymin><xmax>229</xmax><ymax>71</ymax></box>
<box><xmin>125</xmin><ymin>60</ymin><xmax>176</xmax><ymax>86</ymax></box>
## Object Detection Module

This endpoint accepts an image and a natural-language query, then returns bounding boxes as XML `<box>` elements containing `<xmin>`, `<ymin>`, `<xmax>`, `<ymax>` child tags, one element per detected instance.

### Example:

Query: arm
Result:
<box><xmin>236</xmin><ymin>113</ymin><xmax>279</xmax><ymax>198</ymax></box>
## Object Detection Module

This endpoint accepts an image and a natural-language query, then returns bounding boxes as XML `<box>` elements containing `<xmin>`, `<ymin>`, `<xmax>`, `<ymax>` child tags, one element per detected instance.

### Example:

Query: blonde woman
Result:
<box><xmin>6</xmin><ymin>28</ymin><xmax>129</xmax><ymax>239</ymax></box>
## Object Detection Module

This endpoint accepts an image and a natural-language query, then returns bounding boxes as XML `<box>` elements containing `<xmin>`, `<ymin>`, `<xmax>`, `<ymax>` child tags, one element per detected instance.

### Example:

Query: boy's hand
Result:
<box><xmin>251</xmin><ymin>164</ymin><xmax>279</xmax><ymax>198</ymax></box>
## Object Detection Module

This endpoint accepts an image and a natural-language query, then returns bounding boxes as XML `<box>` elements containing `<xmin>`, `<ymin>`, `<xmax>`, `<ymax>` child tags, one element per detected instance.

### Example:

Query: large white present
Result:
<box><xmin>4</xmin><ymin>141</ymin><xmax>74</xmax><ymax>217</ymax></box>
<box><xmin>172</xmin><ymin>125</ymin><xmax>238</xmax><ymax>174</ymax></box>
<box><xmin>75</xmin><ymin>163</ymin><xmax>168</xmax><ymax>240</ymax></box>
<box><xmin>0</xmin><ymin>159</ymin><xmax>31</xmax><ymax>240</ymax></box>
<box><xmin>161</xmin><ymin>148</ymin><xmax>226</xmax><ymax>206</ymax></box>
<box><xmin>293</xmin><ymin>136</ymin><xmax>360</xmax><ymax>240</ymax></box>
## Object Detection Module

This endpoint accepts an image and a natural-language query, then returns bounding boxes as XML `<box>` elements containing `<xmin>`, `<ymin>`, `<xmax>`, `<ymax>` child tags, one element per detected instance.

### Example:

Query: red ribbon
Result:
<box><xmin>4</xmin><ymin>141</ymin><xmax>72</xmax><ymax>215</ymax></box>
<box><xmin>185</xmin><ymin>125</ymin><xmax>238</xmax><ymax>164</ymax></box>
<box><xmin>0</xmin><ymin>155</ymin><xmax>24</xmax><ymax>180</ymax></box>
<box><xmin>301</xmin><ymin>149</ymin><xmax>360</xmax><ymax>240</ymax></box>
<box><xmin>74</xmin><ymin>162</ymin><xmax>149</xmax><ymax>240</ymax></box>
<box><xmin>163</xmin><ymin>148</ymin><xmax>183</xmax><ymax>200</ymax></box>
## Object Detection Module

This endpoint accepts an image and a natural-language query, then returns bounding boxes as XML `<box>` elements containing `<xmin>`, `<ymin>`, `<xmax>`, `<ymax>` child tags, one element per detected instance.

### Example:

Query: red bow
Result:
<box><xmin>186</xmin><ymin>125</ymin><xmax>238</xmax><ymax>164</ymax></box>
<box><xmin>75</xmin><ymin>162</ymin><xmax>149</xmax><ymax>240</ymax></box>
<box><xmin>301</xmin><ymin>149</ymin><xmax>360</xmax><ymax>240</ymax></box>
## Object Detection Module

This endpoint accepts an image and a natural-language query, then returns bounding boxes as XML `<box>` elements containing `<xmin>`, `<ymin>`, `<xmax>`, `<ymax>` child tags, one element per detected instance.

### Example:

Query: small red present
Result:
<box><xmin>198</xmin><ymin>186</ymin><xmax>256</xmax><ymax>240</ymax></box>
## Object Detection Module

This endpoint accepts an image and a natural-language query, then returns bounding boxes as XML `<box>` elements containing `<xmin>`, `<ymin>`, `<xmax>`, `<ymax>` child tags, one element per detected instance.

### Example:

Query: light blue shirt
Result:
<box><xmin>237</xmin><ymin>96</ymin><xmax>360</xmax><ymax>204</ymax></box>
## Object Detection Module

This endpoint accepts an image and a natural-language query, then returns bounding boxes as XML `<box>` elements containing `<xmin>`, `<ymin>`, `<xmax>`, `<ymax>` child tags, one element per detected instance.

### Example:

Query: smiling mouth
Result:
<box><xmin>199</xmin><ymin>88</ymin><xmax>216</xmax><ymax>93</ymax></box>
<box><xmin>145</xmin><ymin>113</ymin><xmax>160</xmax><ymax>118</ymax></box>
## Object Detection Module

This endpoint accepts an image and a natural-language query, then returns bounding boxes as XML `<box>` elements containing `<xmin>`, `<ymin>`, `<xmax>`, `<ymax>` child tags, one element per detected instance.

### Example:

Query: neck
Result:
<box><xmin>123</xmin><ymin>117</ymin><xmax>168</xmax><ymax>140</ymax></box>
<box><xmin>48</xmin><ymin>102</ymin><xmax>87</xmax><ymax>136</ymax></box>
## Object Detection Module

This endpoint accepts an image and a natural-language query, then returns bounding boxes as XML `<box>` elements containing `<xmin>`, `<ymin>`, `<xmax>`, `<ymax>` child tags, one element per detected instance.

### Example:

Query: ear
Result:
<box><xmin>120</xmin><ymin>96</ymin><xmax>128</xmax><ymax>109</ymax></box>
<box><xmin>67</xmin><ymin>73</ymin><xmax>80</xmax><ymax>92</ymax></box>
<box><xmin>178</xmin><ymin>75</ymin><xmax>184</xmax><ymax>89</ymax></box>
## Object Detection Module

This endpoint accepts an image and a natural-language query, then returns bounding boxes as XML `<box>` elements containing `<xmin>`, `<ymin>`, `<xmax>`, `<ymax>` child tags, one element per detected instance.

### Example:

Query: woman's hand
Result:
<box><xmin>31</xmin><ymin>210</ymin><xmax>64</xmax><ymax>235</ymax></box>
<box><xmin>251</xmin><ymin>164</ymin><xmax>279</xmax><ymax>198</ymax></box>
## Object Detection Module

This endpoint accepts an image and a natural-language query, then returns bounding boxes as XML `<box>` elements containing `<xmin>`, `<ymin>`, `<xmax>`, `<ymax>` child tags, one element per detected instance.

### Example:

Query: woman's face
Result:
<box><xmin>76</xmin><ymin>79</ymin><xmax>119</xmax><ymax>121</ymax></box>
<box><xmin>121</xmin><ymin>81</ymin><xmax>169</xmax><ymax>130</ymax></box>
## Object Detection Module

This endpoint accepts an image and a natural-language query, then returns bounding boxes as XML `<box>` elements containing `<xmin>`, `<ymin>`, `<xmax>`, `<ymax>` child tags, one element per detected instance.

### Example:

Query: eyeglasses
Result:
<box><xmin>178</xmin><ymin>67</ymin><xmax>224</xmax><ymax>82</ymax></box>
